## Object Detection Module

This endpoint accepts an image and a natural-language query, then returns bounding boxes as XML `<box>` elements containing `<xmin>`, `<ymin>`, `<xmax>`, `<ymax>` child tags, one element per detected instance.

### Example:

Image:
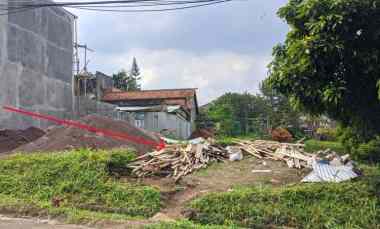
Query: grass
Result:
<box><xmin>0</xmin><ymin>149</ymin><xmax>162</xmax><ymax>223</ymax></box>
<box><xmin>187</xmin><ymin>165</ymin><xmax>380</xmax><ymax>228</ymax></box>
<box><xmin>304</xmin><ymin>139</ymin><xmax>345</xmax><ymax>153</ymax></box>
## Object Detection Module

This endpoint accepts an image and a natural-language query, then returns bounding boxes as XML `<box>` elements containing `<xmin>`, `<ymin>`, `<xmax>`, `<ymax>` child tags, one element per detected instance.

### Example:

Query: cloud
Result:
<box><xmin>64</xmin><ymin>0</ymin><xmax>289</xmax><ymax>104</ymax></box>
<box><xmin>90</xmin><ymin>48</ymin><xmax>270</xmax><ymax>104</ymax></box>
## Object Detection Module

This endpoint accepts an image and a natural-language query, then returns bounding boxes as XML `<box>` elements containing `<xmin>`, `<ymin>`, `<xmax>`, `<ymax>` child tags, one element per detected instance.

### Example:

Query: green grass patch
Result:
<box><xmin>0</xmin><ymin>149</ymin><xmax>161</xmax><ymax>223</ymax></box>
<box><xmin>187</xmin><ymin>165</ymin><xmax>380</xmax><ymax>228</ymax></box>
<box><xmin>304</xmin><ymin>139</ymin><xmax>345</xmax><ymax>153</ymax></box>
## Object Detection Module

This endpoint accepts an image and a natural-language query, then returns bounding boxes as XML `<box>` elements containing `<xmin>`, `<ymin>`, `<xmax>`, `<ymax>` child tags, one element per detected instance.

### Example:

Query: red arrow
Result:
<box><xmin>2</xmin><ymin>105</ymin><xmax>166</xmax><ymax>151</ymax></box>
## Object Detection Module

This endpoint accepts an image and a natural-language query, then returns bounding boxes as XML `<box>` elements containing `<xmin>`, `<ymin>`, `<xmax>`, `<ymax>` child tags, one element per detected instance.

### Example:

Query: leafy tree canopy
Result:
<box><xmin>268</xmin><ymin>0</ymin><xmax>380</xmax><ymax>140</ymax></box>
<box><xmin>112</xmin><ymin>57</ymin><xmax>141</xmax><ymax>91</ymax></box>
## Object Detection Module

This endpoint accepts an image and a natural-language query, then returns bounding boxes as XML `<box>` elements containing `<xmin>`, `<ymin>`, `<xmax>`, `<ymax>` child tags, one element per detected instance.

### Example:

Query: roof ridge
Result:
<box><xmin>108</xmin><ymin>88</ymin><xmax>197</xmax><ymax>94</ymax></box>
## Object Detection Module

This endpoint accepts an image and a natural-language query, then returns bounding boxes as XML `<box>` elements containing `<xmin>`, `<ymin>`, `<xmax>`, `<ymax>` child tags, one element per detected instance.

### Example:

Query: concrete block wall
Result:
<box><xmin>0</xmin><ymin>1</ymin><xmax>131</xmax><ymax>129</ymax></box>
<box><xmin>0</xmin><ymin>0</ymin><xmax>75</xmax><ymax>129</ymax></box>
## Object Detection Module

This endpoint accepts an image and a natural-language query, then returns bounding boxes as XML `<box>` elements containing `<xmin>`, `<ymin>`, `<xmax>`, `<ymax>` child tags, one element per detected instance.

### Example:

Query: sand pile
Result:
<box><xmin>0</xmin><ymin>127</ymin><xmax>45</xmax><ymax>154</ymax></box>
<box><xmin>15</xmin><ymin>115</ymin><xmax>161</xmax><ymax>154</ymax></box>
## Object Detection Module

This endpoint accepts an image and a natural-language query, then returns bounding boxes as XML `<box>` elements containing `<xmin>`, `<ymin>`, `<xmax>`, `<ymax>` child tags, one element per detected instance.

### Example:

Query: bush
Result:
<box><xmin>316</xmin><ymin>128</ymin><xmax>337</xmax><ymax>141</ymax></box>
<box><xmin>337</xmin><ymin>127</ymin><xmax>380</xmax><ymax>162</ymax></box>
<box><xmin>188</xmin><ymin>167</ymin><xmax>380</xmax><ymax>228</ymax></box>
<box><xmin>107</xmin><ymin>148</ymin><xmax>137</xmax><ymax>175</ymax></box>
<box><xmin>354</xmin><ymin>137</ymin><xmax>380</xmax><ymax>162</ymax></box>
<box><xmin>0</xmin><ymin>149</ymin><xmax>161</xmax><ymax>219</ymax></box>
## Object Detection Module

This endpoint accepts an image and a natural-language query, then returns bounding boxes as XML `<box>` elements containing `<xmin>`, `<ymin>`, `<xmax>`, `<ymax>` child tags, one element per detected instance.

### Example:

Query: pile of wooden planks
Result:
<box><xmin>128</xmin><ymin>141</ymin><xmax>228</xmax><ymax>181</ymax></box>
<box><xmin>233</xmin><ymin>139</ymin><xmax>316</xmax><ymax>169</ymax></box>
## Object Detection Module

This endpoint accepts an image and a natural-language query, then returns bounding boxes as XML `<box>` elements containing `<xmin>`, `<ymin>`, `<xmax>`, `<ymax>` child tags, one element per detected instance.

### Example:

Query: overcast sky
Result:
<box><xmin>65</xmin><ymin>0</ymin><xmax>289</xmax><ymax>105</ymax></box>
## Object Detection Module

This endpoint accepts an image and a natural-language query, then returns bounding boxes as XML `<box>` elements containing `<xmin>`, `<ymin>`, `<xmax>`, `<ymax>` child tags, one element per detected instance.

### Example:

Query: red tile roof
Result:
<box><xmin>102</xmin><ymin>88</ymin><xmax>197</xmax><ymax>101</ymax></box>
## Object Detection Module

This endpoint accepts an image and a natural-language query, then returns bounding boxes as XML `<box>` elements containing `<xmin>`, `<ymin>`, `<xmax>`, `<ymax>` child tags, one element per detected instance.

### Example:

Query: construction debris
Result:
<box><xmin>233</xmin><ymin>139</ymin><xmax>314</xmax><ymax>169</ymax></box>
<box><xmin>128</xmin><ymin>140</ymin><xmax>228</xmax><ymax>181</ymax></box>
<box><xmin>302</xmin><ymin>161</ymin><xmax>358</xmax><ymax>183</ymax></box>
<box><xmin>232</xmin><ymin>139</ymin><xmax>358</xmax><ymax>183</ymax></box>
<box><xmin>226</xmin><ymin>146</ymin><xmax>243</xmax><ymax>161</ymax></box>
<box><xmin>251</xmin><ymin>170</ymin><xmax>272</xmax><ymax>173</ymax></box>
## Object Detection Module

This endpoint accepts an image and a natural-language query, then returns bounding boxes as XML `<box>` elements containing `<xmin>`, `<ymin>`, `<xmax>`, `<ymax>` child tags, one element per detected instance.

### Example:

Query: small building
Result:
<box><xmin>102</xmin><ymin>89</ymin><xmax>199</xmax><ymax>139</ymax></box>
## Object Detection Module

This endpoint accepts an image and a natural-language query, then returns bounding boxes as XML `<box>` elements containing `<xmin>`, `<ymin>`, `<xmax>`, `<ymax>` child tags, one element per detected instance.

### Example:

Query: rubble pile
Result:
<box><xmin>128</xmin><ymin>140</ymin><xmax>228</xmax><ymax>181</ymax></box>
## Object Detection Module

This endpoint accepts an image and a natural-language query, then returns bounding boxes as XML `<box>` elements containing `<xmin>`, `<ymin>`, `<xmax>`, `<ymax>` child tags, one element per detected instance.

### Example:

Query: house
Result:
<box><xmin>102</xmin><ymin>89</ymin><xmax>199</xmax><ymax>139</ymax></box>
<box><xmin>74</xmin><ymin>71</ymin><xmax>114</xmax><ymax>100</ymax></box>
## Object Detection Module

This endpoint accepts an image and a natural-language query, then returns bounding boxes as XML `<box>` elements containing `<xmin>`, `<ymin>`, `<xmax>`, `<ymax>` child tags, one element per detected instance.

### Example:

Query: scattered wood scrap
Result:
<box><xmin>233</xmin><ymin>139</ymin><xmax>316</xmax><ymax>169</ymax></box>
<box><xmin>128</xmin><ymin>141</ymin><xmax>228</xmax><ymax>181</ymax></box>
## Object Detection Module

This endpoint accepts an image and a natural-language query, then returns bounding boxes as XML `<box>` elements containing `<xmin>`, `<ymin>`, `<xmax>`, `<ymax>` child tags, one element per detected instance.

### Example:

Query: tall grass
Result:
<box><xmin>0</xmin><ymin>149</ymin><xmax>161</xmax><ymax>221</ymax></box>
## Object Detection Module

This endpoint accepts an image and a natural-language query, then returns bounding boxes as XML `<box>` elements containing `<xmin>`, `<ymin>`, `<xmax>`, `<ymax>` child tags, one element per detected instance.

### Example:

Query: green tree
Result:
<box><xmin>112</xmin><ymin>58</ymin><xmax>142</xmax><ymax>91</ymax></box>
<box><xmin>268</xmin><ymin>0</ymin><xmax>380</xmax><ymax>140</ymax></box>
<box><xmin>206</xmin><ymin>92</ymin><xmax>271</xmax><ymax>136</ymax></box>
<box><xmin>129</xmin><ymin>57</ymin><xmax>141</xmax><ymax>91</ymax></box>
<box><xmin>260</xmin><ymin>80</ymin><xmax>301</xmax><ymax>130</ymax></box>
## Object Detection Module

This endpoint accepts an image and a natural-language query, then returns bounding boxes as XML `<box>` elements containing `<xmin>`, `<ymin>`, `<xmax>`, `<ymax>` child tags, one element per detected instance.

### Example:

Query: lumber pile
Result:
<box><xmin>233</xmin><ymin>139</ymin><xmax>316</xmax><ymax>169</ymax></box>
<box><xmin>128</xmin><ymin>141</ymin><xmax>228</xmax><ymax>181</ymax></box>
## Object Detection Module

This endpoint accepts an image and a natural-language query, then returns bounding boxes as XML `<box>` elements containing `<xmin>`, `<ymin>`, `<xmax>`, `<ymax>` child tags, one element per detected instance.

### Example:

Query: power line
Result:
<box><xmin>67</xmin><ymin>0</ymin><xmax>231</xmax><ymax>12</ymax></box>
<box><xmin>0</xmin><ymin>0</ymin><xmax>235</xmax><ymax>14</ymax></box>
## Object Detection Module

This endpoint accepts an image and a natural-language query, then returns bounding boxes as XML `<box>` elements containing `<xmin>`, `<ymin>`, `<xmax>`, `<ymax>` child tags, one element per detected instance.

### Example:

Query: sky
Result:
<box><xmin>65</xmin><ymin>0</ymin><xmax>290</xmax><ymax>105</ymax></box>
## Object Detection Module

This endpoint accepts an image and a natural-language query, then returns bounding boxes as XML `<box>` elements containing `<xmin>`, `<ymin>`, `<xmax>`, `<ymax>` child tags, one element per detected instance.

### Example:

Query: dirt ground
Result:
<box><xmin>0</xmin><ymin>127</ymin><xmax>45</xmax><ymax>154</ymax></box>
<box><xmin>14</xmin><ymin>115</ymin><xmax>161</xmax><ymax>154</ymax></box>
<box><xmin>134</xmin><ymin>155</ymin><xmax>309</xmax><ymax>220</ymax></box>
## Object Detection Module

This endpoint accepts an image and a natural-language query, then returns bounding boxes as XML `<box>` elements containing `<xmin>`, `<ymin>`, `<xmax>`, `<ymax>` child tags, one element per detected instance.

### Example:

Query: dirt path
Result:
<box><xmin>141</xmin><ymin>156</ymin><xmax>309</xmax><ymax>220</ymax></box>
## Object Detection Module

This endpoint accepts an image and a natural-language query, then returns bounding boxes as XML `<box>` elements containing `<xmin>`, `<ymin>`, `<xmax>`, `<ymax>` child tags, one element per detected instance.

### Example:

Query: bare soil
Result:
<box><xmin>14</xmin><ymin>115</ymin><xmax>161</xmax><ymax>154</ymax></box>
<box><xmin>135</xmin><ymin>155</ymin><xmax>310</xmax><ymax>220</ymax></box>
<box><xmin>0</xmin><ymin>127</ymin><xmax>45</xmax><ymax>154</ymax></box>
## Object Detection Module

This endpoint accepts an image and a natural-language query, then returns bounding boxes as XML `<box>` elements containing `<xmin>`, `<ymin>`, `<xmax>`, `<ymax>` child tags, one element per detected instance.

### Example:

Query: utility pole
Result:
<box><xmin>76</xmin><ymin>44</ymin><xmax>94</xmax><ymax>72</ymax></box>
<box><xmin>73</xmin><ymin>43</ymin><xmax>94</xmax><ymax>97</ymax></box>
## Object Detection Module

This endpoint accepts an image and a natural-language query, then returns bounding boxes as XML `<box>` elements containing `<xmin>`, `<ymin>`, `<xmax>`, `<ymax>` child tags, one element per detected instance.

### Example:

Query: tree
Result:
<box><xmin>267</xmin><ymin>0</ymin><xmax>380</xmax><ymax>140</ymax></box>
<box><xmin>128</xmin><ymin>57</ymin><xmax>141</xmax><ymax>91</ymax></box>
<box><xmin>260</xmin><ymin>80</ymin><xmax>301</xmax><ymax>130</ymax></box>
<box><xmin>206</xmin><ymin>92</ymin><xmax>271</xmax><ymax>136</ymax></box>
<box><xmin>112</xmin><ymin>57</ymin><xmax>141</xmax><ymax>91</ymax></box>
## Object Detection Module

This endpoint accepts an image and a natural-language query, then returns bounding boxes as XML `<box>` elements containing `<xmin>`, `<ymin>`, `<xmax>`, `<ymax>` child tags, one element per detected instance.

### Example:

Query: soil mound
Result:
<box><xmin>0</xmin><ymin>127</ymin><xmax>45</xmax><ymax>153</ymax></box>
<box><xmin>15</xmin><ymin>115</ymin><xmax>161</xmax><ymax>154</ymax></box>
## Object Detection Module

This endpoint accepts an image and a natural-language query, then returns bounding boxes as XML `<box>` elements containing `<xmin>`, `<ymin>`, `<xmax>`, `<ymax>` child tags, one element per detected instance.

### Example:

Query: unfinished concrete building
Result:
<box><xmin>0</xmin><ymin>0</ymin><xmax>75</xmax><ymax>129</ymax></box>
<box><xmin>0</xmin><ymin>1</ymin><xmax>126</xmax><ymax>129</ymax></box>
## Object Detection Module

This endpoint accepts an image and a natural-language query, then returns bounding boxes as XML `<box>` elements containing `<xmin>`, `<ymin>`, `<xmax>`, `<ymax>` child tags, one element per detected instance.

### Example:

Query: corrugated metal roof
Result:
<box><xmin>302</xmin><ymin>161</ymin><xmax>358</xmax><ymax>183</ymax></box>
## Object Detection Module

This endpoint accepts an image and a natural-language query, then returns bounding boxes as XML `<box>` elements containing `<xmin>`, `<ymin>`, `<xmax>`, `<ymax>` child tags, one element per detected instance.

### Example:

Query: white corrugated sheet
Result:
<box><xmin>302</xmin><ymin>160</ymin><xmax>358</xmax><ymax>183</ymax></box>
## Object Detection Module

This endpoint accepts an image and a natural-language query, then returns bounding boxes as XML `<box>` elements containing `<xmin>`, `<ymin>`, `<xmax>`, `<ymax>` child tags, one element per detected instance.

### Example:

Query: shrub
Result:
<box><xmin>316</xmin><ymin>128</ymin><xmax>337</xmax><ymax>141</ymax></box>
<box><xmin>355</xmin><ymin>137</ymin><xmax>380</xmax><ymax>162</ymax></box>
<box><xmin>107</xmin><ymin>148</ymin><xmax>137</xmax><ymax>175</ymax></box>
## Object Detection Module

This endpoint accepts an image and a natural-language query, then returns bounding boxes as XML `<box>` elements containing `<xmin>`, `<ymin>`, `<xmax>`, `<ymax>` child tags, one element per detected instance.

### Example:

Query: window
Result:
<box><xmin>153</xmin><ymin>113</ymin><xmax>159</xmax><ymax>129</ymax></box>
<box><xmin>134</xmin><ymin>112</ymin><xmax>145</xmax><ymax>128</ymax></box>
